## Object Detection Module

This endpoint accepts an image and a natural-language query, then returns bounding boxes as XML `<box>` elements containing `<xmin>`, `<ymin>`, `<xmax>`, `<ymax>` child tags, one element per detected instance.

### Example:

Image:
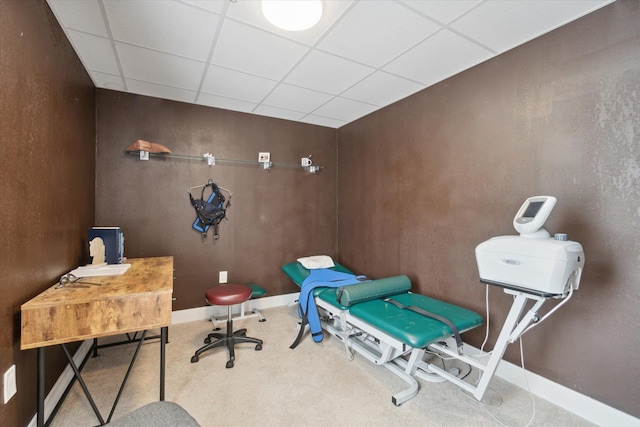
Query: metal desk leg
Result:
<box><xmin>61</xmin><ymin>345</ymin><xmax>106</xmax><ymax>425</ymax></box>
<box><xmin>160</xmin><ymin>326</ymin><xmax>167</xmax><ymax>400</ymax></box>
<box><xmin>35</xmin><ymin>327</ymin><xmax>167</xmax><ymax>427</ymax></box>
<box><xmin>37</xmin><ymin>347</ymin><xmax>45</xmax><ymax>427</ymax></box>
<box><xmin>105</xmin><ymin>330</ymin><xmax>148</xmax><ymax>424</ymax></box>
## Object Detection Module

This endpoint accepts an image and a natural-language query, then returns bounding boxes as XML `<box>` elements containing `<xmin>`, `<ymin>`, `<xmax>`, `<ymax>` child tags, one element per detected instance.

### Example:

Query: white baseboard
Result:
<box><xmin>171</xmin><ymin>292</ymin><xmax>299</xmax><ymax>324</ymax></box>
<box><xmin>34</xmin><ymin>293</ymin><xmax>639</xmax><ymax>427</ymax></box>
<box><xmin>463</xmin><ymin>344</ymin><xmax>640</xmax><ymax>426</ymax></box>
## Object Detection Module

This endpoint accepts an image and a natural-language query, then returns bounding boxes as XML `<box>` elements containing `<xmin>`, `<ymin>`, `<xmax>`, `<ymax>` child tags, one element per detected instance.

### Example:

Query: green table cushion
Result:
<box><xmin>337</xmin><ymin>276</ymin><xmax>411</xmax><ymax>306</ymax></box>
<box><xmin>281</xmin><ymin>261</ymin><xmax>354</xmax><ymax>287</ymax></box>
<box><xmin>316</xmin><ymin>288</ymin><xmax>349</xmax><ymax>310</ymax></box>
<box><xmin>317</xmin><ymin>275</ymin><xmax>411</xmax><ymax>310</ymax></box>
<box><xmin>247</xmin><ymin>283</ymin><xmax>266</xmax><ymax>298</ymax></box>
<box><xmin>349</xmin><ymin>293</ymin><xmax>483</xmax><ymax>348</ymax></box>
<box><xmin>282</xmin><ymin>261</ymin><xmax>355</xmax><ymax>297</ymax></box>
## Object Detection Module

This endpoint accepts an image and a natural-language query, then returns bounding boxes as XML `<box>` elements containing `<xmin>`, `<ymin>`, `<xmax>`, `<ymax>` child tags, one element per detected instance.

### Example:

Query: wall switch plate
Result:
<box><xmin>4</xmin><ymin>365</ymin><xmax>16</xmax><ymax>404</ymax></box>
<box><xmin>219</xmin><ymin>271</ymin><xmax>228</xmax><ymax>284</ymax></box>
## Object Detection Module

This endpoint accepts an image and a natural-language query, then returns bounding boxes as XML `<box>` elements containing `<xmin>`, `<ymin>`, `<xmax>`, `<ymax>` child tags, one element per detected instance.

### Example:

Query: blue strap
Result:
<box><xmin>290</xmin><ymin>269</ymin><xmax>367</xmax><ymax>349</ymax></box>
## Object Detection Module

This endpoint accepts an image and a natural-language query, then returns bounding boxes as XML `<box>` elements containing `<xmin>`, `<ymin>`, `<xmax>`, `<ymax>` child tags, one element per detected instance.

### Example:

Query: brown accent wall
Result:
<box><xmin>0</xmin><ymin>1</ymin><xmax>96</xmax><ymax>426</ymax></box>
<box><xmin>95</xmin><ymin>91</ymin><xmax>338</xmax><ymax>310</ymax></box>
<box><xmin>338</xmin><ymin>0</ymin><xmax>640</xmax><ymax>417</ymax></box>
<box><xmin>2</xmin><ymin>0</ymin><xmax>638</xmax><ymax>423</ymax></box>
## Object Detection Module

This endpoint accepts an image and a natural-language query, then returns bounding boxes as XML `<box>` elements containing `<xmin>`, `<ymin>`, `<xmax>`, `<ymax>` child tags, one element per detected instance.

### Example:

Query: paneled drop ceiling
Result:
<box><xmin>47</xmin><ymin>0</ymin><xmax>614</xmax><ymax>128</ymax></box>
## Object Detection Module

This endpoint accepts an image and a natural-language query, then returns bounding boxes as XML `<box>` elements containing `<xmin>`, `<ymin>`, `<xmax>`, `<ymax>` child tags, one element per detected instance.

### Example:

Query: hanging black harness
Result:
<box><xmin>189</xmin><ymin>179</ymin><xmax>230</xmax><ymax>239</ymax></box>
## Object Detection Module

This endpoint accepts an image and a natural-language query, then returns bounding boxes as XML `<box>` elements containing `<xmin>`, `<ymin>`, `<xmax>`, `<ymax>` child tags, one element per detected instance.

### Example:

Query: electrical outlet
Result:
<box><xmin>219</xmin><ymin>271</ymin><xmax>228</xmax><ymax>284</ymax></box>
<box><xmin>4</xmin><ymin>365</ymin><xmax>16</xmax><ymax>404</ymax></box>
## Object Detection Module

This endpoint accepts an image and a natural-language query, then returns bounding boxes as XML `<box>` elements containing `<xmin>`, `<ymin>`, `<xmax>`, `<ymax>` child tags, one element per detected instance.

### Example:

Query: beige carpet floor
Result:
<box><xmin>51</xmin><ymin>306</ymin><xmax>593</xmax><ymax>427</ymax></box>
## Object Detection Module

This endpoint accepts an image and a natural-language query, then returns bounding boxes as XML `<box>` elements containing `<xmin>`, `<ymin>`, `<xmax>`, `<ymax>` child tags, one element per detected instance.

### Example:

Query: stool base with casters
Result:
<box><xmin>191</xmin><ymin>284</ymin><xmax>263</xmax><ymax>368</ymax></box>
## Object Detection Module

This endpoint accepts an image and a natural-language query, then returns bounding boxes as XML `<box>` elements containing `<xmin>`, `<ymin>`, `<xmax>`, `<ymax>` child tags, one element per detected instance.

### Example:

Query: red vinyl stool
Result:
<box><xmin>191</xmin><ymin>284</ymin><xmax>263</xmax><ymax>368</ymax></box>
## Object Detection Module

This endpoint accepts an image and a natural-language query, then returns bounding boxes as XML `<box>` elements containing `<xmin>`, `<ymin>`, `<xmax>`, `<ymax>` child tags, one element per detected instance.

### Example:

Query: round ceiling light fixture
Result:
<box><xmin>262</xmin><ymin>1</ymin><xmax>323</xmax><ymax>32</ymax></box>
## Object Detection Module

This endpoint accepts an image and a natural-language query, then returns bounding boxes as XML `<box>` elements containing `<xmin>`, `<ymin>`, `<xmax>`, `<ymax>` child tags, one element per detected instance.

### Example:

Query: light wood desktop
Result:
<box><xmin>21</xmin><ymin>256</ymin><xmax>174</xmax><ymax>426</ymax></box>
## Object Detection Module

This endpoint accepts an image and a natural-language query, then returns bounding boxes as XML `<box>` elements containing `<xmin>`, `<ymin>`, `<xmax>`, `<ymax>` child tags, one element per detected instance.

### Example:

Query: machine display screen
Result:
<box><xmin>522</xmin><ymin>201</ymin><xmax>544</xmax><ymax>218</ymax></box>
<box><xmin>513</xmin><ymin>196</ymin><xmax>556</xmax><ymax>235</ymax></box>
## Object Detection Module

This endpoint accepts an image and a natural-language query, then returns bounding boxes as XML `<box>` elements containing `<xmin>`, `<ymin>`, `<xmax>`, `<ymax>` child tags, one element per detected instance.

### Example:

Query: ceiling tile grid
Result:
<box><xmin>316</xmin><ymin>1</ymin><xmax>441</xmax><ymax>68</ymax></box>
<box><xmin>383</xmin><ymin>29</ymin><xmax>495</xmax><ymax>87</ymax></box>
<box><xmin>47</xmin><ymin>0</ymin><xmax>615</xmax><ymax>129</ymax></box>
<box><xmin>200</xmin><ymin>65</ymin><xmax>278</xmax><ymax>103</ymax></box>
<box><xmin>104</xmin><ymin>1</ymin><xmax>221</xmax><ymax>61</ymax></box>
<box><xmin>210</xmin><ymin>19</ymin><xmax>309</xmax><ymax>80</ymax></box>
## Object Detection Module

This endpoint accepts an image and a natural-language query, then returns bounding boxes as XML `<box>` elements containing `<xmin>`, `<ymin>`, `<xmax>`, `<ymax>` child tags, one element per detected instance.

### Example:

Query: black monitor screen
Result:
<box><xmin>522</xmin><ymin>201</ymin><xmax>544</xmax><ymax>218</ymax></box>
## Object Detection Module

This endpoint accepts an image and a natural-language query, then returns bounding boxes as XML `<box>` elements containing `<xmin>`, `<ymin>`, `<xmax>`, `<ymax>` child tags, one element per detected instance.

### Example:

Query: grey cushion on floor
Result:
<box><xmin>108</xmin><ymin>401</ymin><xmax>200</xmax><ymax>427</ymax></box>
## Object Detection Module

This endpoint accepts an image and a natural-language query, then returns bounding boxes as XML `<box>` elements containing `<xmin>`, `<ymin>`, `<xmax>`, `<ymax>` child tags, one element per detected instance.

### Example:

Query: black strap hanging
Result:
<box><xmin>188</xmin><ymin>179</ymin><xmax>232</xmax><ymax>239</ymax></box>
<box><xmin>384</xmin><ymin>298</ymin><xmax>464</xmax><ymax>354</ymax></box>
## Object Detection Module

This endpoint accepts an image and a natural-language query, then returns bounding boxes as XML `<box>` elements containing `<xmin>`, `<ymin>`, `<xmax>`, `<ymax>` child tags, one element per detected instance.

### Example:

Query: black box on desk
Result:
<box><xmin>88</xmin><ymin>227</ymin><xmax>124</xmax><ymax>264</ymax></box>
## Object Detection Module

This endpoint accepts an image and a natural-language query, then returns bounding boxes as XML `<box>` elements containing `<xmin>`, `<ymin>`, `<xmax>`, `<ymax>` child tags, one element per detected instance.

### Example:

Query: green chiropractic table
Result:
<box><xmin>282</xmin><ymin>259</ymin><xmax>483</xmax><ymax>405</ymax></box>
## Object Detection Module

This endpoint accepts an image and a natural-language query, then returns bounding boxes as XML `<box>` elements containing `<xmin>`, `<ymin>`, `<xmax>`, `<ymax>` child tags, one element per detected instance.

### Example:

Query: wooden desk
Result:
<box><xmin>21</xmin><ymin>256</ymin><xmax>174</xmax><ymax>426</ymax></box>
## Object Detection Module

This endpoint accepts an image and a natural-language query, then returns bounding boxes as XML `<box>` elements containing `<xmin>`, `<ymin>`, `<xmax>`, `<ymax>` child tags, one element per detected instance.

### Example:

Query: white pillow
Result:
<box><xmin>297</xmin><ymin>255</ymin><xmax>335</xmax><ymax>269</ymax></box>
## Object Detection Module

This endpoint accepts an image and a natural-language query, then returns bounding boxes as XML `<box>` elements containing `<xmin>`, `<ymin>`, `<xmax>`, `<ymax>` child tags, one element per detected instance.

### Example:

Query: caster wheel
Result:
<box><xmin>191</xmin><ymin>355</ymin><xmax>199</xmax><ymax>363</ymax></box>
<box><xmin>226</xmin><ymin>360</ymin><xmax>234</xmax><ymax>368</ymax></box>
<box><xmin>255</xmin><ymin>344</ymin><xmax>262</xmax><ymax>351</ymax></box>
<box><xmin>259</xmin><ymin>319</ymin><xmax>266</xmax><ymax>322</ymax></box>
<box><xmin>204</xmin><ymin>337</ymin><xmax>211</xmax><ymax>344</ymax></box>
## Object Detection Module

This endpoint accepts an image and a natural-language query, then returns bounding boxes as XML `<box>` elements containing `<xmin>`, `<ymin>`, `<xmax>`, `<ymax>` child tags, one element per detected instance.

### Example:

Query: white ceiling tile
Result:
<box><xmin>211</xmin><ymin>20</ymin><xmax>309</xmax><ymax>80</ymax></box>
<box><xmin>197</xmin><ymin>93</ymin><xmax>257</xmax><ymax>113</ymax></box>
<box><xmin>451</xmin><ymin>0</ymin><xmax>614</xmax><ymax>52</ymax></box>
<box><xmin>181</xmin><ymin>0</ymin><xmax>227</xmax><ymax>14</ymax></box>
<box><xmin>263</xmin><ymin>84</ymin><xmax>333</xmax><ymax>114</ymax></box>
<box><xmin>313</xmin><ymin>97</ymin><xmax>379</xmax><ymax>122</ymax></box>
<box><xmin>126</xmin><ymin>79</ymin><xmax>197</xmax><ymax>104</ymax></box>
<box><xmin>104</xmin><ymin>0</ymin><xmax>219</xmax><ymax>61</ymax></box>
<box><xmin>201</xmin><ymin>66</ymin><xmax>278</xmax><ymax>103</ymax></box>
<box><xmin>341</xmin><ymin>71</ymin><xmax>425</xmax><ymax>107</ymax></box>
<box><xmin>383</xmin><ymin>29</ymin><xmax>493</xmax><ymax>87</ymax></box>
<box><xmin>91</xmin><ymin>71</ymin><xmax>125</xmax><ymax>91</ymax></box>
<box><xmin>225</xmin><ymin>0</ymin><xmax>355</xmax><ymax>46</ymax></box>
<box><xmin>285</xmin><ymin>50</ymin><xmax>374</xmax><ymax>95</ymax></box>
<box><xmin>400</xmin><ymin>0</ymin><xmax>481</xmax><ymax>25</ymax></box>
<box><xmin>48</xmin><ymin>0</ymin><xmax>108</xmax><ymax>37</ymax></box>
<box><xmin>117</xmin><ymin>43</ymin><xmax>206</xmax><ymax>91</ymax></box>
<box><xmin>253</xmin><ymin>105</ymin><xmax>306</xmax><ymax>122</ymax></box>
<box><xmin>318</xmin><ymin>1</ymin><xmax>440</xmax><ymax>68</ymax></box>
<box><xmin>66</xmin><ymin>30</ymin><xmax>120</xmax><ymax>75</ymax></box>
<box><xmin>49</xmin><ymin>0</ymin><xmax>614</xmax><ymax>127</ymax></box>
<box><xmin>300</xmin><ymin>115</ymin><xmax>347</xmax><ymax>128</ymax></box>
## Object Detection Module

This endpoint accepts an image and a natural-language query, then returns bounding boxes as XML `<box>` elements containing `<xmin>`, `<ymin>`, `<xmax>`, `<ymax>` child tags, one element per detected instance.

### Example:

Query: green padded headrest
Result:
<box><xmin>337</xmin><ymin>275</ymin><xmax>411</xmax><ymax>306</ymax></box>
